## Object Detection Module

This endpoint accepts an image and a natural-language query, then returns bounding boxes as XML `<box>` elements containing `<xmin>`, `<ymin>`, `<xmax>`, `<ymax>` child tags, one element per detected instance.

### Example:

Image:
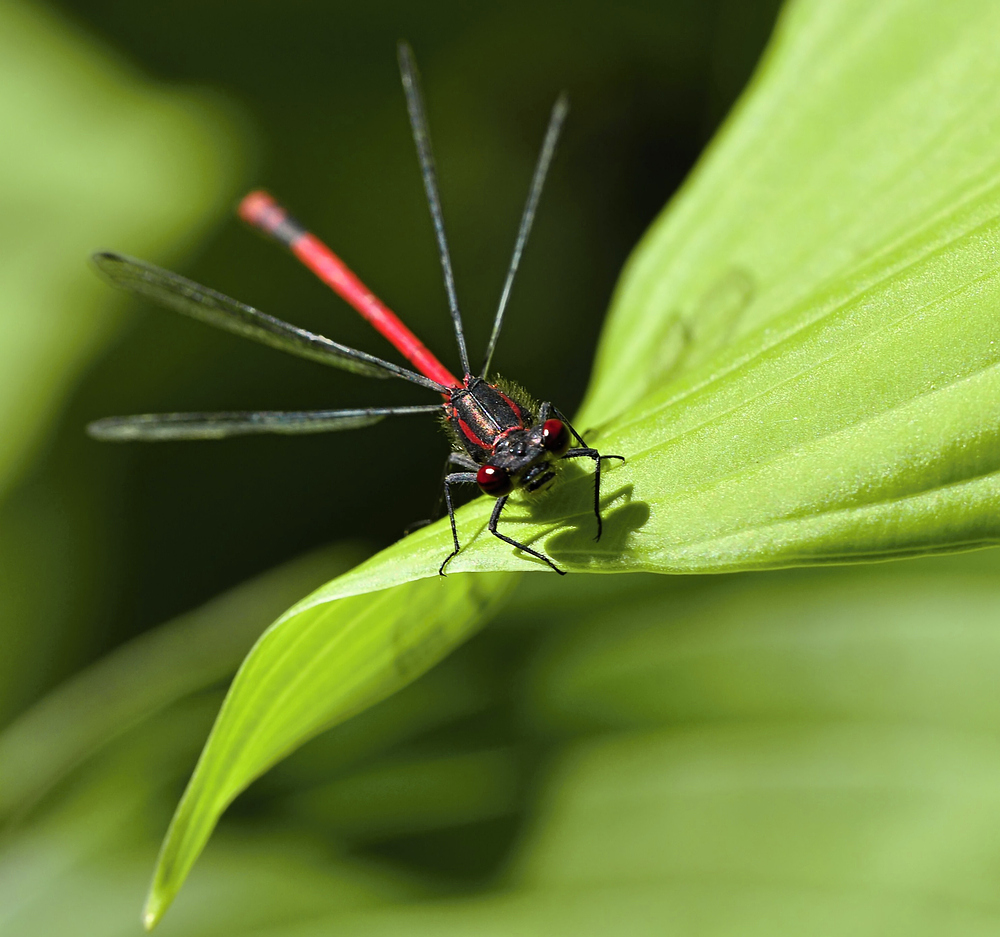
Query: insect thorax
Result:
<box><xmin>442</xmin><ymin>375</ymin><xmax>539</xmax><ymax>462</ymax></box>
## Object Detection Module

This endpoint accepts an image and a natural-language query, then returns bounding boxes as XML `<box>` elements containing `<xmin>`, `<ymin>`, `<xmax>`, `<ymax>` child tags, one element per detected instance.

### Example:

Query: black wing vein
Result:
<box><xmin>92</xmin><ymin>252</ymin><xmax>447</xmax><ymax>393</ymax></box>
<box><xmin>87</xmin><ymin>406</ymin><xmax>442</xmax><ymax>441</ymax></box>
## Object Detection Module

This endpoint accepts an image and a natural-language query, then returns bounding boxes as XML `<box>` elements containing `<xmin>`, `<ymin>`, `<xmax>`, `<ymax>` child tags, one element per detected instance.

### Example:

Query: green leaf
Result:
<box><xmin>0</xmin><ymin>695</ymin><xmax>420</xmax><ymax>937</ymax></box>
<box><xmin>142</xmin><ymin>550</ymin><xmax>1000</xmax><ymax>937</ymax></box>
<box><xmin>508</xmin><ymin>554</ymin><xmax>1000</xmax><ymax>934</ymax></box>
<box><xmin>146</xmin><ymin>0</ymin><xmax>1000</xmax><ymax>923</ymax></box>
<box><xmin>142</xmin><ymin>572</ymin><xmax>517</xmax><ymax>928</ymax></box>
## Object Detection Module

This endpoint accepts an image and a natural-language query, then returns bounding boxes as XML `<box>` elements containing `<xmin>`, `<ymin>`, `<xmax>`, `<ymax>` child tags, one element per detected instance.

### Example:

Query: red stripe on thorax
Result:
<box><xmin>458</xmin><ymin>418</ymin><xmax>492</xmax><ymax>450</ymax></box>
<box><xmin>495</xmin><ymin>389</ymin><xmax>525</xmax><ymax>424</ymax></box>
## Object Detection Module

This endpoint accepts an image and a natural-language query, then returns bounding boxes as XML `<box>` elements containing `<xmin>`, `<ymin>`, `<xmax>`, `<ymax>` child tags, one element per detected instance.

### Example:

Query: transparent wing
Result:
<box><xmin>87</xmin><ymin>405</ymin><xmax>442</xmax><ymax>442</ymax></box>
<box><xmin>92</xmin><ymin>253</ymin><xmax>447</xmax><ymax>392</ymax></box>
<box><xmin>397</xmin><ymin>42</ymin><xmax>471</xmax><ymax>377</ymax></box>
<box><xmin>481</xmin><ymin>94</ymin><xmax>568</xmax><ymax>378</ymax></box>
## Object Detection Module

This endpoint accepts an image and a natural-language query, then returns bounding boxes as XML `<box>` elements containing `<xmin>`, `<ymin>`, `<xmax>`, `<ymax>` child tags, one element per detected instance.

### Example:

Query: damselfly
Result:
<box><xmin>88</xmin><ymin>42</ymin><xmax>623</xmax><ymax>575</ymax></box>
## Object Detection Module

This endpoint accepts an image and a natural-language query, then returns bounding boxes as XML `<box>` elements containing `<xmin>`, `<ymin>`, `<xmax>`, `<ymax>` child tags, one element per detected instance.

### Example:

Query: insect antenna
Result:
<box><xmin>397</xmin><ymin>41</ymin><xmax>472</xmax><ymax>378</ymax></box>
<box><xmin>481</xmin><ymin>94</ymin><xmax>568</xmax><ymax>379</ymax></box>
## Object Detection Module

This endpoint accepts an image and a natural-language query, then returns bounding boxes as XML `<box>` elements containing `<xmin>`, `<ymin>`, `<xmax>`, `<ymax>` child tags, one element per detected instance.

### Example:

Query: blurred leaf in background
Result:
<box><xmin>0</xmin><ymin>0</ymin><xmax>236</xmax><ymax>499</ymax></box>
<box><xmin>0</xmin><ymin>0</ymin><xmax>242</xmax><ymax>721</ymax></box>
<box><xmin>0</xmin><ymin>543</ymin><xmax>368</xmax><ymax>820</ymax></box>
<box><xmin>8</xmin><ymin>551</ymin><xmax>1000</xmax><ymax>934</ymax></box>
<box><xmin>0</xmin><ymin>545</ymin><xmax>424</xmax><ymax>937</ymax></box>
<box><xmin>300</xmin><ymin>553</ymin><xmax>1000</xmax><ymax>936</ymax></box>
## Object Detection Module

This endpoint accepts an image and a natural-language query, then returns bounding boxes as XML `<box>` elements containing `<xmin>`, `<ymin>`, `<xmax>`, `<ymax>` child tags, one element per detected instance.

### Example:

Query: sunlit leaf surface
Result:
<box><xmin>143</xmin><ymin>571</ymin><xmax>518</xmax><ymax>927</ymax></box>
<box><xmin>145</xmin><ymin>0</ymin><xmax>1000</xmax><ymax>924</ymax></box>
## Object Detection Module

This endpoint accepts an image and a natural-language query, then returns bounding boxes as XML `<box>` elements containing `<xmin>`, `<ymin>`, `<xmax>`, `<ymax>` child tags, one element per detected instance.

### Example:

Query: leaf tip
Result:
<box><xmin>142</xmin><ymin>891</ymin><xmax>167</xmax><ymax>931</ymax></box>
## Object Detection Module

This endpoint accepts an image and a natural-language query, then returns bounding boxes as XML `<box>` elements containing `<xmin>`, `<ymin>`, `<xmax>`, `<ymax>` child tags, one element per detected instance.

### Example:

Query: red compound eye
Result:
<box><xmin>477</xmin><ymin>464</ymin><xmax>512</xmax><ymax>497</ymax></box>
<box><xmin>541</xmin><ymin>418</ymin><xmax>570</xmax><ymax>457</ymax></box>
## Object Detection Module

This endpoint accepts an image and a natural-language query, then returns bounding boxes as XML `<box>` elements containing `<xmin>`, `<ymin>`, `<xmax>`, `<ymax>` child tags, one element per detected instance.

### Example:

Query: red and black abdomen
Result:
<box><xmin>447</xmin><ymin>377</ymin><xmax>534</xmax><ymax>463</ymax></box>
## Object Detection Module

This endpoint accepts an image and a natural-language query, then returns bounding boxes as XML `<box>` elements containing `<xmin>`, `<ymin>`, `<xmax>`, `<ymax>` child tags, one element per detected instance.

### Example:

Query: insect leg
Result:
<box><xmin>448</xmin><ymin>451</ymin><xmax>479</xmax><ymax>470</ymax></box>
<box><xmin>562</xmin><ymin>446</ymin><xmax>625</xmax><ymax>541</ymax></box>
<box><xmin>408</xmin><ymin>451</ymin><xmax>478</xmax><ymax>535</ymax></box>
<box><xmin>433</xmin><ymin>452</ymin><xmax>477</xmax><ymax>518</ymax></box>
<box><xmin>421</xmin><ymin>452</ymin><xmax>479</xmax><ymax>526</ymax></box>
<box><xmin>550</xmin><ymin>404</ymin><xmax>592</xmax><ymax>449</ymax></box>
<box><xmin>488</xmin><ymin>495</ymin><xmax>565</xmax><ymax>575</ymax></box>
<box><xmin>546</xmin><ymin>404</ymin><xmax>624</xmax><ymax>541</ymax></box>
<box><xmin>438</xmin><ymin>471</ymin><xmax>478</xmax><ymax>575</ymax></box>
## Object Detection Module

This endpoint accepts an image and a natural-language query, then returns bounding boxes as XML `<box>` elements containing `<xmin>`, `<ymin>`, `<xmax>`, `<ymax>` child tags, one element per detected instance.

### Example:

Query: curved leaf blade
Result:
<box><xmin>142</xmin><ymin>572</ymin><xmax>517</xmax><ymax>928</ymax></box>
<box><xmin>582</xmin><ymin>0</ymin><xmax>1000</xmax><ymax>426</ymax></box>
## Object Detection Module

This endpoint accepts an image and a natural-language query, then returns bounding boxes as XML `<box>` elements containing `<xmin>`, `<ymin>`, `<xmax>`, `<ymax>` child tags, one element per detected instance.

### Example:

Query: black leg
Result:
<box><xmin>439</xmin><ymin>471</ymin><xmax>478</xmax><ymax>575</ymax></box>
<box><xmin>406</xmin><ymin>451</ymin><xmax>478</xmax><ymax>535</ymax></box>
<box><xmin>447</xmin><ymin>451</ymin><xmax>479</xmax><ymax>471</ymax></box>
<box><xmin>488</xmin><ymin>495</ymin><xmax>565</xmax><ymax>575</ymax></box>
<box><xmin>563</xmin><ymin>447</ymin><xmax>625</xmax><ymax>540</ymax></box>
<box><xmin>432</xmin><ymin>452</ymin><xmax>477</xmax><ymax>522</ymax></box>
<box><xmin>551</xmin><ymin>404</ymin><xmax>592</xmax><ymax>449</ymax></box>
<box><xmin>546</xmin><ymin>402</ymin><xmax>625</xmax><ymax>542</ymax></box>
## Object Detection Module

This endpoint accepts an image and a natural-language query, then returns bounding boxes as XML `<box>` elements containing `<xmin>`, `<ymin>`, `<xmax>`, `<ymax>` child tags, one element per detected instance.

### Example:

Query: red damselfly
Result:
<box><xmin>88</xmin><ymin>42</ymin><xmax>623</xmax><ymax>575</ymax></box>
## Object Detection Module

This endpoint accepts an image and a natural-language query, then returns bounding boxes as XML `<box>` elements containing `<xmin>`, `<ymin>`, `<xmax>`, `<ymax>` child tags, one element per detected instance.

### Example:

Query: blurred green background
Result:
<box><xmin>10</xmin><ymin>1</ymin><xmax>1000</xmax><ymax>935</ymax></box>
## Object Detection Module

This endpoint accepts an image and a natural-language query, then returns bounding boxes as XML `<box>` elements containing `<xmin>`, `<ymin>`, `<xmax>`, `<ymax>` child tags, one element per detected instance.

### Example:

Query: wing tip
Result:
<box><xmin>86</xmin><ymin>418</ymin><xmax>125</xmax><ymax>441</ymax></box>
<box><xmin>91</xmin><ymin>250</ymin><xmax>136</xmax><ymax>287</ymax></box>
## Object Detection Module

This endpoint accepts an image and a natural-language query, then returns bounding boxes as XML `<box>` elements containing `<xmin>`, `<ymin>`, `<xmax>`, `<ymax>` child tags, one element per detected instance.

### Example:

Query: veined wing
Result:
<box><xmin>397</xmin><ymin>42</ymin><xmax>471</xmax><ymax>377</ymax></box>
<box><xmin>87</xmin><ymin>406</ymin><xmax>442</xmax><ymax>441</ymax></box>
<box><xmin>481</xmin><ymin>94</ymin><xmax>568</xmax><ymax>378</ymax></box>
<box><xmin>92</xmin><ymin>253</ymin><xmax>448</xmax><ymax>392</ymax></box>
